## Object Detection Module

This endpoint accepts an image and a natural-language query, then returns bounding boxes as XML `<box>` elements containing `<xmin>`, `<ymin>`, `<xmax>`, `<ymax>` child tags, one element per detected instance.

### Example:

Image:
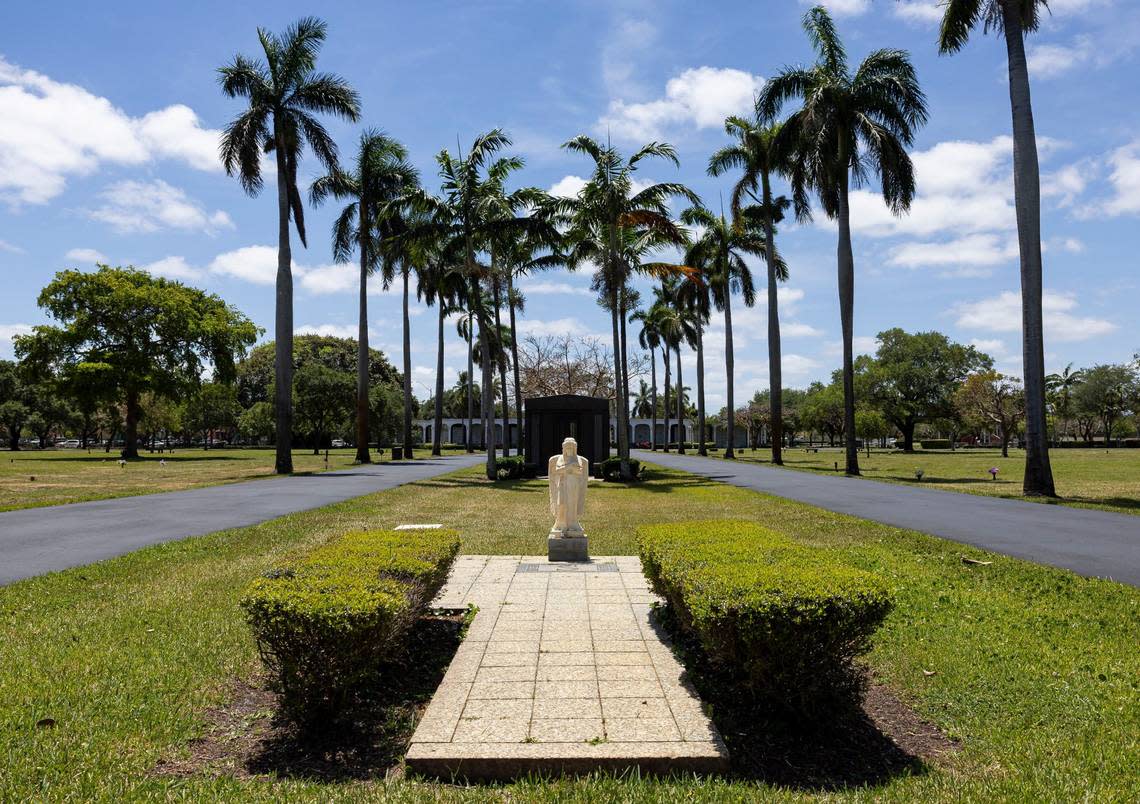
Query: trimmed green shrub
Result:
<box><xmin>494</xmin><ymin>456</ymin><xmax>525</xmax><ymax>480</ymax></box>
<box><xmin>919</xmin><ymin>439</ymin><xmax>952</xmax><ymax>450</ymax></box>
<box><xmin>600</xmin><ymin>456</ymin><xmax>641</xmax><ymax>482</ymax></box>
<box><xmin>242</xmin><ymin>528</ymin><xmax>460</xmax><ymax>724</ymax></box>
<box><xmin>638</xmin><ymin>520</ymin><xmax>893</xmax><ymax>717</ymax></box>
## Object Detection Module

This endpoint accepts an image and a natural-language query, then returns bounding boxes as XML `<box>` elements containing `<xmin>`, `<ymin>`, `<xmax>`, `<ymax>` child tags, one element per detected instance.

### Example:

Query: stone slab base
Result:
<box><xmin>548</xmin><ymin>535</ymin><xmax>589</xmax><ymax>562</ymax></box>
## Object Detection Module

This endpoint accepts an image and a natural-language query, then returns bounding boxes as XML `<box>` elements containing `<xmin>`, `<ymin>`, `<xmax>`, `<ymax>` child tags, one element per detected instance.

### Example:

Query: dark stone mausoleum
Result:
<box><xmin>524</xmin><ymin>394</ymin><xmax>610</xmax><ymax>476</ymax></box>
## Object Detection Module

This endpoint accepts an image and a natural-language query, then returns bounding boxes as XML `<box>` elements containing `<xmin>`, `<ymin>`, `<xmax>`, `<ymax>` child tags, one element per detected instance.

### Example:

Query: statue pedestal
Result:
<box><xmin>548</xmin><ymin>532</ymin><xmax>589</xmax><ymax>562</ymax></box>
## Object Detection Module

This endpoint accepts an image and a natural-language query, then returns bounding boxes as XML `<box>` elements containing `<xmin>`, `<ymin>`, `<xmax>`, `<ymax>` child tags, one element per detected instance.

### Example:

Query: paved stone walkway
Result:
<box><xmin>405</xmin><ymin>555</ymin><xmax>729</xmax><ymax>779</ymax></box>
<box><xmin>640</xmin><ymin>450</ymin><xmax>1140</xmax><ymax>587</ymax></box>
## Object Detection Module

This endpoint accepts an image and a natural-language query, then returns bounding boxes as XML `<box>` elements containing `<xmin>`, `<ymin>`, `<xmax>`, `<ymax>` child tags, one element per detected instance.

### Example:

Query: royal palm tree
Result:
<box><xmin>673</xmin><ymin>262</ymin><xmax>711</xmax><ymax>455</ymax></box>
<box><xmin>630</xmin><ymin>304</ymin><xmax>665</xmax><ymax>450</ymax></box>
<box><xmin>632</xmin><ymin>379</ymin><xmax>654</xmax><ymax>419</ymax></box>
<box><xmin>680</xmin><ymin>206</ymin><xmax>771</xmax><ymax>459</ymax></box>
<box><xmin>556</xmin><ymin>136</ymin><xmax>699</xmax><ymax>478</ymax></box>
<box><xmin>219</xmin><ymin>17</ymin><xmax>360</xmax><ymax>474</ymax></box>
<box><xmin>310</xmin><ymin>131</ymin><xmax>415</xmax><ymax>464</ymax></box>
<box><xmin>1046</xmin><ymin>362</ymin><xmax>1084</xmax><ymax>444</ymax></box>
<box><xmin>709</xmin><ymin>116</ymin><xmax>794</xmax><ymax>464</ymax></box>
<box><xmin>759</xmin><ymin>5</ymin><xmax>927</xmax><ymax>475</ymax></box>
<box><xmin>418</xmin><ymin>255</ymin><xmax>465</xmax><ymax>456</ymax></box>
<box><xmin>939</xmin><ymin>0</ymin><xmax>1056</xmax><ymax>496</ymax></box>
<box><xmin>654</xmin><ymin>279</ymin><xmax>698</xmax><ymax>454</ymax></box>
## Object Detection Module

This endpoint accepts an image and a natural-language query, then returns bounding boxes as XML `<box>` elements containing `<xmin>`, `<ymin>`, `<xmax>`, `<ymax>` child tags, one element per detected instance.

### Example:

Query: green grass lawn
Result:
<box><xmin>0</xmin><ymin>445</ymin><xmax>453</xmax><ymax>512</ymax></box>
<box><xmin>709</xmin><ymin>446</ymin><xmax>1140</xmax><ymax>516</ymax></box>
<box><xmin>2</xmin><ymin>462</ymin><xmax>1136</xmax><ymax>801</ymax></box>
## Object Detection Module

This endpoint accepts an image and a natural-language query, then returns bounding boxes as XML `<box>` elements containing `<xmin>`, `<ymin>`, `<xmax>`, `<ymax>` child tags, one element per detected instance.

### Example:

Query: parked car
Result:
<box><xmin>55</xmin><ymin>439</ymin><xmax>81</xmax><ymax>449</ymax></box>
<box><xmin>331</xmin><ymin>438</ymin><xmax>347</xmax><ymax>448</ymax></box>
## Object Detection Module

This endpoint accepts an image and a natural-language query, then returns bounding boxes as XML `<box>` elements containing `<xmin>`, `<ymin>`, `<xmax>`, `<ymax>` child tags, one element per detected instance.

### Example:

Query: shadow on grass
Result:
<box><xmin>161</xmin><ymin>614</ymin><xmax>465</xmax><ymax>782</ymax></box>
<box><xmin>648</xmin><ymin>607</ymin><xmax>956</xmax><ymax>791</ymax></box>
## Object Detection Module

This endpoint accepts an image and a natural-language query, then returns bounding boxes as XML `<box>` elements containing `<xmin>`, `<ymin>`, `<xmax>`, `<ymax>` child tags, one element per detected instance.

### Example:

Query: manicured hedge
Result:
<box><xmin>919</xmin><ymin>439</ymin><xmax>952</xmax><ymax>450</ymax></box>
<box><xmin>495</xmin><ymin>456</ymin><xmax>525</xmax><ymax>480</ymax></box>
<box><xmin>242</xmin><ymin>528</ymin><xmax>460</xmax><ymax>724</ymax></box>
<box><xmin>638</xmin><ymin>520</ymin><xmax>893</xmax><ymax>717</ymax></box>
<box><xmin>600</xmin><ymin>456</ymin><xmax>641</xmax><ymax>481</ymax></box>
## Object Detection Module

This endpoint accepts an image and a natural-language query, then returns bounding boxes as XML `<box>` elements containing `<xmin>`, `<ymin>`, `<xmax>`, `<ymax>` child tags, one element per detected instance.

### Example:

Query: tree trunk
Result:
<box><xmin>465</xmin><ymin>311</ymin><xmax>474</xmax><ymax>453</ymax></box>
<box><xmin>724</xmin><ymin>284</ymin><xmax>736</xmax><ymax>459</ymax></box>
<box><xmin>354</xmin><ymin>205</ymin><xmax>371</xmax><ymax>464</ymax></box>
<box><xmin>676</xmin><ymin>346</ymin><xmax>685</xmax><ymax>454</ymax></box>
<box><xmin>432</xmin><ymin>293</ymin><xmax>445</xmax><ymax>456</ymax></box>
<box><xmin>273</xmin><ymin>125</ymin><xmax>294</xmax><ymax>475</ymax></box>
<box><xmin>610</xmin><ymin>287</ymin><xmax>631</xmax><ymax>477</ymax></box>
<box><xmin>1002</xmin><ymin>1</ymin><xmax>1055</xmax><ymax>497</ymax></box>
<box><xmin>901</xmin><ymin>420</ymin><xmax>916</xmax><ymax>453</ymax></box>
<box><xmin>763</xmin><ymin>172</ymin><xmax>784</xmax><ymax>466</ymax></box>
<box><xmin>662</xmin><ymin>345</ymin><xmax>671</xmax><ymax>453</ymax></box>
<box><xmin>123</xmin><ymin>389</ymin><xmax>140</xmax><ymax>459</ymax></box>
<box><xmin>649</xmin><ymin>350</ymin><xmax>658</xmax><ymax>451</ymax></box>
<box><xmin>492</xmin><ymin>275</ymin><xmax>509</xmax><ymax>457</ymax></box>
<box><xmin>402</xmin><ymin>267</ymin><xmax>414</xmax><ymax>460</ymax></box>
<box><xmin>507</xmin><ymin>269</ymin><xmax>523</xmax><ymax>460</ymax></box>
<box><xmin>836</xmin><ymin>142</ymin><xmax>860</xmax><ymax>476</ymax></box>
<box><xmin>476</xmin><ymin>277</ymin><xmax>497</xmax><ymax>480</ymax></box>
<box><xmin>619</xmin><ymin>287</ymin><xmax>631</xmax><ymax>463</ymax></box>
<box><xmin>1001</xmin><ymin>428</ymin><xmax>1010</xmax><ymax>458</ymax></box>
<box><xmin>696</xmin><ymin>324</ymin><xmax>706</xmax><ymax>456</ymax></box>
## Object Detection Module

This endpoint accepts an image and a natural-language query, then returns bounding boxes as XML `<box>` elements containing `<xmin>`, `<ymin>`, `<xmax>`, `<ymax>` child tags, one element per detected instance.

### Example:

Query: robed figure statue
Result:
<box><xmin>548</xmin><ymin>437</ymin><xmax>588</xmax><ymax>538</ymax></box>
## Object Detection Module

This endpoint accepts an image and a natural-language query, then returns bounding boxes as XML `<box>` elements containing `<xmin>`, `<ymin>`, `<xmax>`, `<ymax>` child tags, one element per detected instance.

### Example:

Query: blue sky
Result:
<box><xmin>2</xmin><ymin>0</ymin><xmax>1138</xmax><ymax>413</ymax></box>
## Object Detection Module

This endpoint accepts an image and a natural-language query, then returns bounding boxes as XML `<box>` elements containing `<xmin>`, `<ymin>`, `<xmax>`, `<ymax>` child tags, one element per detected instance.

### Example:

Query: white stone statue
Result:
<box><xmin>548</xmin><ymin>437</ymin><xmax>589</xmax><ymax>560</ymax></box>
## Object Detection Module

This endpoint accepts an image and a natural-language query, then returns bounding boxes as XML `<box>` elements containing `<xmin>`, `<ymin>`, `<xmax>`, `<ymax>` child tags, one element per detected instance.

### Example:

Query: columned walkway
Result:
<box><xmin>638</xmin><ymin>450</ymin><xmax>1140</xmax><ymax>587</ymax></box>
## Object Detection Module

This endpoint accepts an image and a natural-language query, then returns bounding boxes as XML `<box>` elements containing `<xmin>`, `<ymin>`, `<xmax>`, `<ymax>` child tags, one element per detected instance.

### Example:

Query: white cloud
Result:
<box><xmin>799</xmin><ymin>0</ymin><xmax>869</xmax><ymax>16</ymax></box>
<box><xmin>1042</xmin><ymin>161</ymin><xmax>1090</xmax><ymax>207</ymax></box>
<box><xmin>782</xmin><ymin>322</ymin><xmax>825</xmax><ymax>338</ymax></box>
<box><xmin>1027</xmin><ymin>38</ymin><xmax>1092</xmax><ymax>78</ymax></box>
<box><xmin>893</xmin><ymin>1</ymin><xmax>943</xmax><ymax>24</ymax></box>
<box><xmin>0</xmin><ymin>239</ymin><xmax>24</xmax><ymax>254</ymax></box>
<box><xmin>1101</xmin><ymin>140</ymin><xmax>1140</xmax><ymax>216</ymax></box>
<box><xmin>1061</xmin><ymin>237</ymin><xmax>1084</xmax><ymax>253</ymax></box>
<box><xmin>887</xmin><ymin>234</ymin><xmax>1020</xmax><ymax>272</ymax></box>
<box><xmin>299</xmin><ymin>262</ymin><xmax>357</xmax><ymax>295</ymax></box>
<box><xmin>953</xmin><ymin>290</ymin><xmax>1116</xmax><ymax>342</ymax></box>
<box><xmin>208</xmin><ymin>245</ymin><xmax>283</xmax><ymax>285</ymax></box>
<box><xmin>89</xmin><ymin>179</ymin><xmax>233</xmax><ymax>234</ymax></box>
<box><xmin>517</xmin><ymin>316</ymin><xmax>607</xmax><ymax>340</ymax></box>
<box><xmin>140</xmin><ymin>256</ymin><xmax>202</xmax><ymax>281</ymax></box>
<box><xmin>0</xmin><ymin>323</ymin><xmax>33</xmax><ymax>357</ymax></box>
<box><xmin>0</xmin><ymin>56</ymin><xmax>221</xmax><ymax>205</ymax></box>
<box><xmin>548</xmin><ymin>175</ymin><xmax>587</xmax><ymax>198</ymax></box>
<box><xmin>296</xmin><ymin>323</ymin><xmax>357</xmax><ymax>339</ymax></box>
<box><xmin>64</xmin><ymin>247</ymin><xmax>106</xmax><ymax>263</ymax></box>
<box><xmin>519</xmin><ymin>280</ymin><xmax>593</xmax><ymax>297</ymax></box>
<box><xmin>970</xmin><ymin>338</ymin><xmax>1008</xmax><ymax>356</ymax></box>
<box><xmin>599</xmin><ymin>66</ymin><xmax>764</xmax><ymax>141</ymax></box>
<box><xmin>823</xmin><ymin>336</ymin><xmax>878</xmax><ymax>358</ymax></box>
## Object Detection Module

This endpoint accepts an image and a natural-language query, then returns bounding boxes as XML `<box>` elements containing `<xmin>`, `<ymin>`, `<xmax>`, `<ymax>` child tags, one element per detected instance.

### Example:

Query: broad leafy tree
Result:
<box><xmin>759</xmin><ymin>5</ymin><xmax>927</xmax><ymax>475</ymax></box>
<box><xmin>955</xmin><ymin>370</ymin><xmax>1025</xmax><ymax>457</ymax></box>
<box><xmin>0</xmin><ymin>360</ymin><xmax>31</xmax><ymax>450</ymax></box>
<box><xmin>856</xmin><ymin>328</ymin><xmax>991</xmax><ymax>452</ymax></box>
<box><xmin>311</xmin><ymin>130</ymin><xmax>417</xmax><ymax>463</ymax></box>
<box><xmin>939</xmin><ymin>0</ymin><xmax>1055</xmax><ymax>495</ymax></box>
<box><xmin>219</xmin><ymin>17</ymin><xmax>361</xmax><ymax>474</ymax></box>
<box><xmin>16</xmin><ymin>267</ymin><xmax>258</xmax><ymax>458</ymax></box>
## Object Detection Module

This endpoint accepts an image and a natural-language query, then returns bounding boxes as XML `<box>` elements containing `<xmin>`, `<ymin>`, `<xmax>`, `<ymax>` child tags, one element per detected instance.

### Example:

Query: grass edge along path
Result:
<box><xmin>1</xmin><ymin>463</ymin><xmax>1136</xmax><ymax>801</ymax></box>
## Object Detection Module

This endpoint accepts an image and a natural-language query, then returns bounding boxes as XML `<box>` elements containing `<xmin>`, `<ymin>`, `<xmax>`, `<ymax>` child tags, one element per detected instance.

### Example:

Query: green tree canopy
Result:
<box><xmin>15</xmin><ymin>266</ymin><xmax>259</xmax><ymax>458</ymax></box>
<box><xmin>855</xmin><ymin>328</ymin><xmax>991</xmax><ymax>452</ymax></box>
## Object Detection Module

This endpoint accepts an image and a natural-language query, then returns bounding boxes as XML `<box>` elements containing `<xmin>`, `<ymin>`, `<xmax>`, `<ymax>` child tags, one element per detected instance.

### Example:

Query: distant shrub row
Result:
<box><xmin>638</xmin><ymin>520</ymin><xmax>893</xmax><ymax>717</ymax></box>
<box><xmin>242</xmin><ymin>528</ymin><xmax>460</xmax><ymax>724</ymax></box>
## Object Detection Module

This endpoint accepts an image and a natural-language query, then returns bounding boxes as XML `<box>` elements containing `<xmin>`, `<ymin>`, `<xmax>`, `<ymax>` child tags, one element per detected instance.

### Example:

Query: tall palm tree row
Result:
<box><xmin>630</xmin><ymin>305</ymin><xmax>664</xmax><ymax>450</ymax></box>
<box><xmin>219</xmin><ymin>17</ymin><xmax>360</xmax><ymax>474</ymax></box>
<box><xmin>709</xmin><ymin>116</ymin><xmax>794</xmax><ymax>464</ymax></box>
<box><xmin>938</xmin><ymin>0</ymin><xmax>1056</xmax><ymax>497</ymax></box>
<box><xmin>759</xmin><ymin>5</ymin><xmax>928</xmax><ymax>475</ymax></box>
<box><xmin>555</xmin><ymin>136</ymin><xmax>698</xmax><ymax>478</ymax></box>
<box><xmin>417</xmin><ymin>253</ymin><xmax>466</xmax><ymax>456</ymax></box>
<box><xmin>310</xmin><ymin>131</ymin><xmax>417</xmax><ymax>464</ymax></box>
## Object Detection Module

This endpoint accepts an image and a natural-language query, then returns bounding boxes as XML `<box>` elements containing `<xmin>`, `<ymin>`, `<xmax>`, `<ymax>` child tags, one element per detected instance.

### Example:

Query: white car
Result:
<box><xmin>56</xmin><ymin>439</ymin><xmax>81</xmax><ymax>449</ymax></box>
<box><xmin>331</xmin><ymin>438</ymin><xmax>347</xmax><ymax>448</ymax></box>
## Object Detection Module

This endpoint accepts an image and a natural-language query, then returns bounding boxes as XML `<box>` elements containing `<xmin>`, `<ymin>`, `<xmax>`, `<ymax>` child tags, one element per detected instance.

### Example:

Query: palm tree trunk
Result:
<box><xmin>402</xmin><ymin>267</ymin><xmax>414</xmax><ymax>460</ymax></box>
<box><xmin>507</xmin><ymin>270</ymin><xmax>523</xmax><ymax>460</ymax></box>
<box><xmin>649</xmin><ymin>349</ymin><xmax>658</xmax><ymax>451</ymax></box>
<box><xmin>1002</xmin><ymin>0</ymin><xmax>1056</xmax><ymax>497</ymax></box>
<box><xmin>432</xmin><ymin>293</ymin><xmax>444</xmax><ymax>457</ymax></box>
<box><xmin>763</xmin><ymin>173</ymin><xmax>783</xmax><ymax>466</ymax></box>
<box><xmin>273</xmin><ymin>130</ymin><xmax>294</xmax><ymax>475</ymax></box>
<box><xmin>354</xmin><ymin>206</ymin><xmax>371</xmax><ymax>464</ymax></box>
<box><xmin>610</xmin><ymin>290</ymin><xmax>630</xmax><ymax>476</ymax></box>
<box><xmin>675</xmin><ymin>346</ymin><xmax>685</xmax><ymax>454</ymax></box>
<box><xmin>696</xmin><ymin>324</ymin><xmax>706</xmax><ymax>456</ymax></box>
<box><xmin>662</xmin><ymin>345</ymin><xmax>671</xmax><ymax>453</ymax></box>
<box><xmin>836</xmin><ymin>144</ymin><xmax>860</xmax><ymax>476</ymax></box>
<box><xmin>492</xmin><ymin>275</ymin><xmax>509</xmax><ymax>457</ymax></box>
<box><xmin>724</xmin><ymin>285</ymin><xmax>736</xmax><ymax>460</ymax></box>
<box><xmin>619</xmin><ymin>288</ymin><xmax>631</xmax><ymax>460</ymax></box>
<box><xmin>465</xmin><ymin>311</ymin><xmax>474</xmax><ymax>453</ymax></box>
<box><xmin>476</xmin><ymin>277</ymin><xmax>496</xmax><ymax>480</ymax></box>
